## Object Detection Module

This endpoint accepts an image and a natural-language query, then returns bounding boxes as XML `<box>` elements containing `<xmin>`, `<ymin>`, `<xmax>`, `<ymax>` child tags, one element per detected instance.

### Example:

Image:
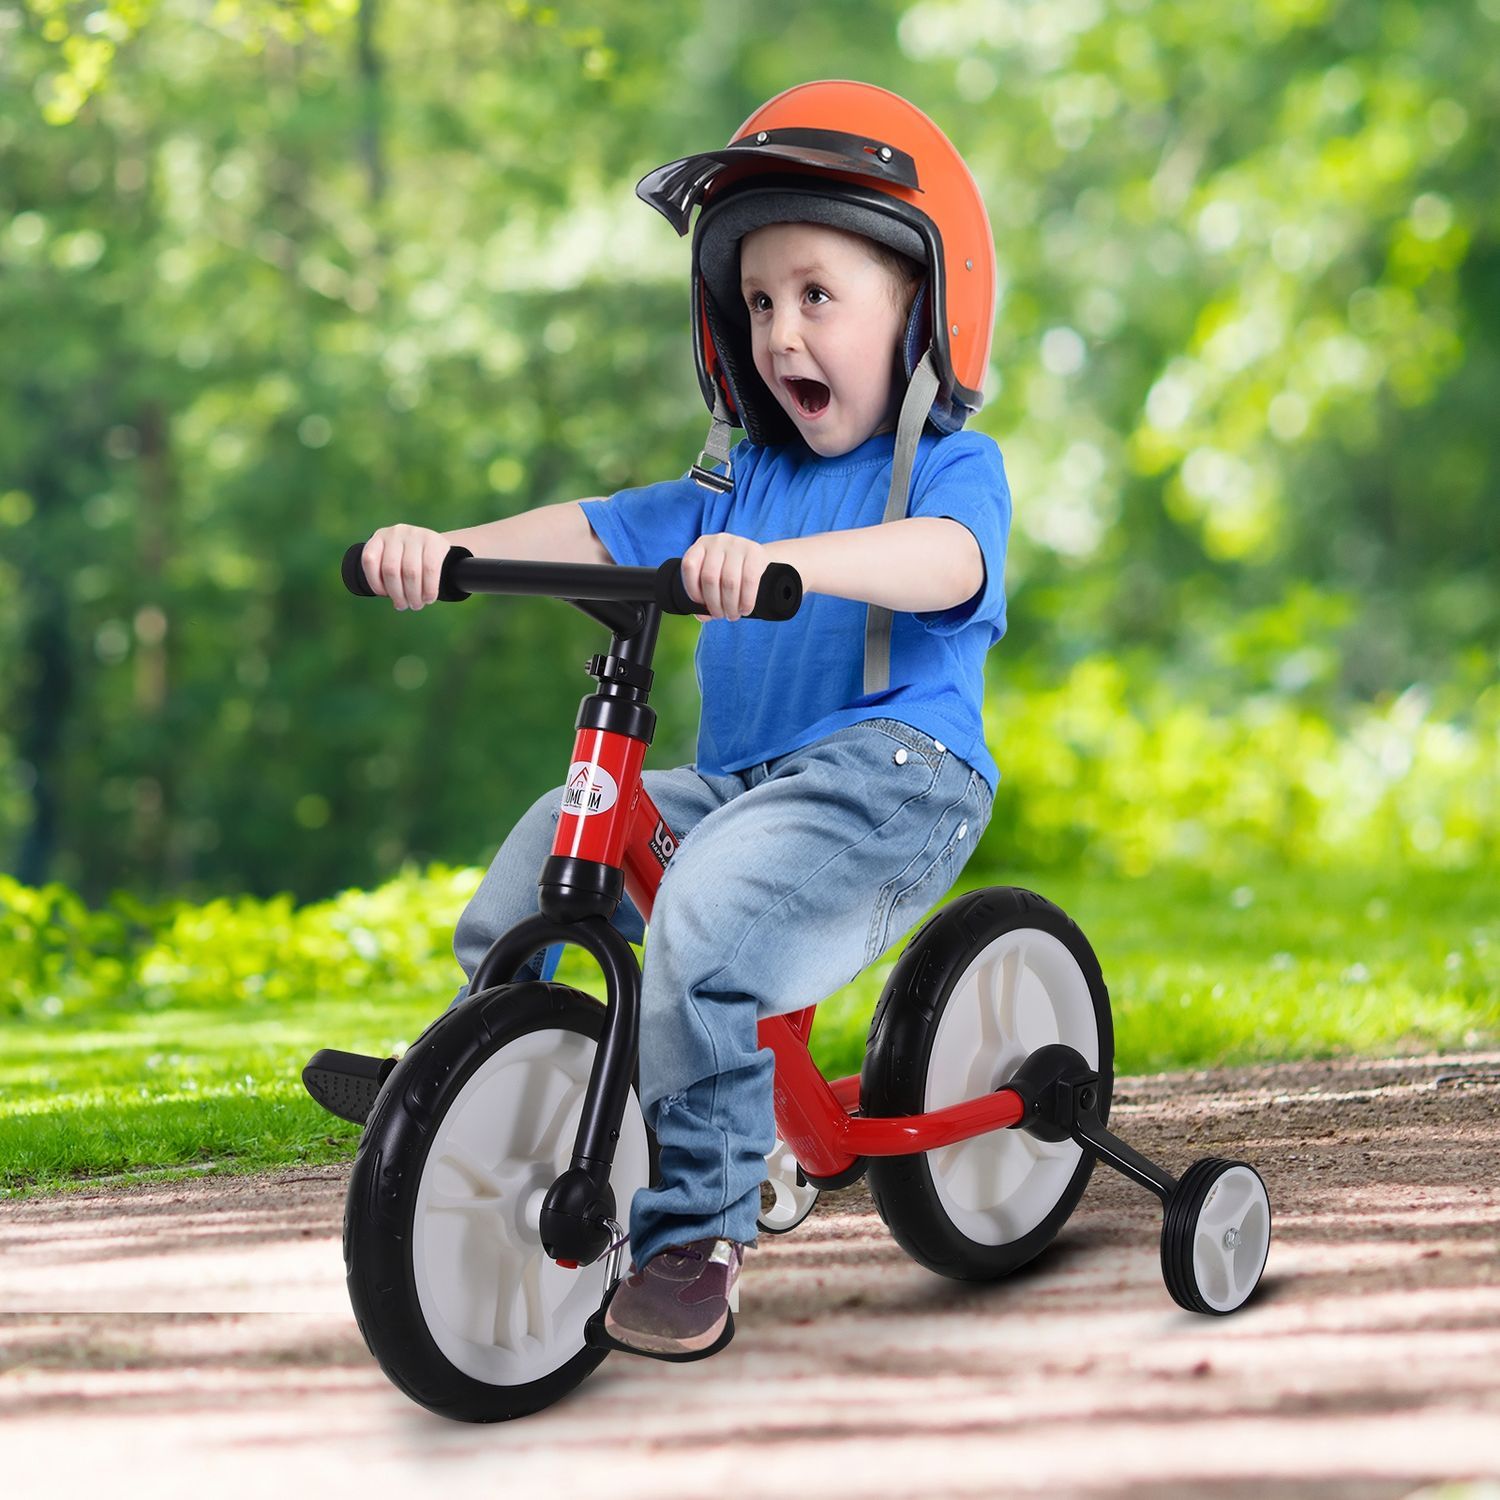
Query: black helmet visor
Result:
<box><xmin>637</xmin><ymin>127</ymin><xmax>921</xmax><ymax>235</ymax></box>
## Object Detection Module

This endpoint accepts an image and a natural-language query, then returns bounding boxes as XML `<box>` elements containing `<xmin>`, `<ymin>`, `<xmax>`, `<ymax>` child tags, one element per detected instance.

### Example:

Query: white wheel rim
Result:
<box><xmin>1190</xmin><ymin>1166</ymin><xmax>1270</xmax><ymax>1312</ymax></box>
<box><xmin>759</xmin><ymin>1138</ymin><xmax>819</xmax><ymax>1231</ymax></box>
<box><xmin>411</xmin><ymin>1027</ymin><xmax>651</xmax><ymax>1385</ymax></box>
<box><xmin>923</xmin><ymin>926</ymin><xmax>1100</xmax><ymax>1247</ymax></box>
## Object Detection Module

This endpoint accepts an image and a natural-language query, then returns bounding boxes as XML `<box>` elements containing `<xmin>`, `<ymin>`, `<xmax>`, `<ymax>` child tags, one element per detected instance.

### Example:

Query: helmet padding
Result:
<box><xmin>696</xmin><ymin>188</ymin><xmax>927</xmax><ymax>310</ymax></box>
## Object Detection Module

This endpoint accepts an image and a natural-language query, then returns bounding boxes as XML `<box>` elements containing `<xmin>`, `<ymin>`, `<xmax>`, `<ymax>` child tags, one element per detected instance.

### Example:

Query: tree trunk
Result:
<box><xmin>13</xmin><ymin>566</ymin><xmax>70</xmax><ymax>889</ymax></box>
<box><xmin>356</xmin><ymin>0</ymin><xmax>387</xmax><ymax>213</ymax></box>
<box><xmin>134</xmin><ymin>398</ymin><xmax>175</xmax><ymax>888</ymax></box>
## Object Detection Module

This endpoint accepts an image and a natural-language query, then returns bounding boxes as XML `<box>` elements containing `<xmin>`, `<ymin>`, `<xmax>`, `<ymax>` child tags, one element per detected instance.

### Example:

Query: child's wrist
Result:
<box><xmin>762</xmin><ymin>537</ymin><xmax>816</xmax><ymax>595</ymax></box>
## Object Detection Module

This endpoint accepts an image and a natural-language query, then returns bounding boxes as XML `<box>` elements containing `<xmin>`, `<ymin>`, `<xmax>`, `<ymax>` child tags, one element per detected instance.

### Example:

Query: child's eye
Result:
<box><xmin>746</xmin><ymin>286</ymin><xmax>831</xmax><ymax>314</ymax></box>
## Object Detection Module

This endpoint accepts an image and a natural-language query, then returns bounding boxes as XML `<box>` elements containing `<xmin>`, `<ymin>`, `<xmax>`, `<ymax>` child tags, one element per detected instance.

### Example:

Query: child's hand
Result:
<box><xmin>681</xmin><ymin>533</ymin><xmax>771</xmax><ymax>623</ymax></box>
<box><xmin>360</xmin><ymin>524</ymin><xmax>450</xmax><ymax>611</ymax></box>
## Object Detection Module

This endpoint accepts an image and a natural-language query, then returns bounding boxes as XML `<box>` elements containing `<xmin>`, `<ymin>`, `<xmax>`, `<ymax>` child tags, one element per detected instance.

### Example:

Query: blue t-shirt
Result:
<box><xmin>579</xmin><ymin>427</ymin><xmax>1010</xmax><ymax>795</ymax></box>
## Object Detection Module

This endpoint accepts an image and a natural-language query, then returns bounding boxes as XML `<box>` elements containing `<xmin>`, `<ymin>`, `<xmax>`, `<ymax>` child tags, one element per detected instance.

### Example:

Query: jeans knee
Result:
<box><xmin>452</xmin><ymin>786</ymin><xmax>564</xmax><ymax>974</ymax></box>
<box><xmin>644</xmin><ymin>876</ymin><xmax>716</xmax><ymax>977</ymax></box>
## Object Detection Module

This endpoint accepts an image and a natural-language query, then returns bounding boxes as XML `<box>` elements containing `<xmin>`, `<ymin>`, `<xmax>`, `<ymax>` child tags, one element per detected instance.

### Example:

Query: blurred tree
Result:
<box><xmin>0</xmin><ymin>0</ymin><xmax>1495</xmax><ymax>904</ymax></box>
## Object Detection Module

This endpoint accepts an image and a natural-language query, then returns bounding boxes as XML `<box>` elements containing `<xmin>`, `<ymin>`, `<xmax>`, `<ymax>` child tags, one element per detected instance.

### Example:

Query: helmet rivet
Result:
<box><xmin>756</xmin><ymin>131</ymin><xmax>769</xmax><ymax>144</ymax></box>
<box><xmin>878</xmin><ymin>145</ymin><xmax>893</xmax><ymax>162</ymax></box>
<box><xmin>952</xmin><ymin>324</ymin><xmax>960</xmax><ymax>336</ymax></box>
<box><xmin>965</xmin><ymin>258</ymin><xmax>973</xmax><ymax>270</ymax></box>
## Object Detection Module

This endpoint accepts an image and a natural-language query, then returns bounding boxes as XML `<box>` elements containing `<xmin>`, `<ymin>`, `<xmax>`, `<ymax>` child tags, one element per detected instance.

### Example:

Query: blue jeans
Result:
<box><xmin>448</xmin><ymin>718</ymin><xmax>993</xmax><ymax>1268</ymax></box>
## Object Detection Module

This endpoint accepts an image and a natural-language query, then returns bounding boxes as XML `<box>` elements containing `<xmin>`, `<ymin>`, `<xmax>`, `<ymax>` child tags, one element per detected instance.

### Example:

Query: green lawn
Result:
<box><xmin>3</xmin><ymin>863</ymin><xmax>1495</xmax><ymax>1199</ymax></box>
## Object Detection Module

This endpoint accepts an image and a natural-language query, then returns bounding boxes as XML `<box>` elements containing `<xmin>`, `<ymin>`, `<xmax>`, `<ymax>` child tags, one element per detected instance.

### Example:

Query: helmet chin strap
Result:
<box><xmin>689</xmin><ymin>345</ymin><xmax>941</xmax><ymax>698</ymax></box>
<box><xmin>863</xmin><ymin>347</ymin><xmax>939</xmax><ymax>695</ymax></box>
<box><xmin>690</xmin><ymin>384</ymin><xmax>737</xmax><ymax>494</ymax></box>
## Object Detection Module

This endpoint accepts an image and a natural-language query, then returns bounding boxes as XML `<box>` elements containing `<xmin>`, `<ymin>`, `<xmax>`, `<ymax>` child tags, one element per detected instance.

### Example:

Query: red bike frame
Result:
<box><xmin>552</xmin><ymin>721</ymin><xmax>1025</xmax><ymax>1182</ymax></box>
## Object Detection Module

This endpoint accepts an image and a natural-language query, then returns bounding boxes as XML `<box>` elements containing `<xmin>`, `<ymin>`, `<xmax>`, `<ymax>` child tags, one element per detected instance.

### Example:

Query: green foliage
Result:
<box><xmin>0</xmin><ymin>862</ymin><xmax>476</xmax><ymax>1019</ymax></box>
<box><xmin>1</xmin><ymin>0</ymin><xmax>1497</xmax><ymax>908</ymax></box>
<box><xmin>991</xmin><ymin>652</ymin><xmax>1498</xmax><ymax>877</ymax></box>
<box><xmin>4</xmin><ymin>616</ymin><xmax>1495</xmax><ymax>1020</ymax></box>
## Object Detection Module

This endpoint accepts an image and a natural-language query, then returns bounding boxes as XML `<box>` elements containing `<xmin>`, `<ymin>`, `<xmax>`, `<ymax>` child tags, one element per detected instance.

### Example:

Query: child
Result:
<box><xmin>358</xmin><ymin>81</ymin><xmax>1009</xmax><ymax>1360</ymax></box>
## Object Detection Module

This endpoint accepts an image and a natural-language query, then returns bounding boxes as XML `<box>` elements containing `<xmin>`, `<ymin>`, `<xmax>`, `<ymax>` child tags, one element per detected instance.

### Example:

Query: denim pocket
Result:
<box><xmin>861</xmin><ymin>717</ymin><xmax>950</xmax><ymax>774</ymax></box>
<box><xmin>822</xmin><ymin>718</ymin><xmax>946</xmax><ymax>810</ymax></box>
<box><xmin>865</xmin><ymin>770</ymin><xmax>989</xmax><ymax>966</ymax></box>
<box><xmin>971</xmin><ymin>769</ymin><xmax>994</xmax><ymax>833</ymax></box>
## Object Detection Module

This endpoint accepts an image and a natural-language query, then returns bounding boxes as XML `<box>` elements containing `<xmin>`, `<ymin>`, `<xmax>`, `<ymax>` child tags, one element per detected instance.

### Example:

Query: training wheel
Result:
<box><xmin>1160</xmin><ymin>1157</ymin><xmax>1271</xmax><ymax>1315</ymax></box>
<box><xmin>758</xmin><ymin>1137</ymin><xmax>820</xmax><ymax>1234</ymax></box>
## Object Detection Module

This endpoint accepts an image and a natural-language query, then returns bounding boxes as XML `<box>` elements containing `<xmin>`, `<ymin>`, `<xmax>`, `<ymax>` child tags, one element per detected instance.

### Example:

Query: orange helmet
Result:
<box><xmin>637</xmin><ymin>79</ymin><xmax>996</xmax><ymax>448</ymax></box>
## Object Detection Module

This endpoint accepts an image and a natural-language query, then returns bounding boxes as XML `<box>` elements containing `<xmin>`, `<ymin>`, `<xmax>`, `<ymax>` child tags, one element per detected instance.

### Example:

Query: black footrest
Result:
<box><xmin>302</xmin><ymin>1049</ymin><xmax>395</xmax><ymax>1125</ymax></box>
<box><xmin>582</xmin><ymin>1280</ymin><xmax>737</xmax><ymax>1363</ymax></box>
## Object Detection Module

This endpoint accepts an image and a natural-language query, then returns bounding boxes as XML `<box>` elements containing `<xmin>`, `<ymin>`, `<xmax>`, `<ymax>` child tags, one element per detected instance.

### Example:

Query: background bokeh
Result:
<box><xmin>1</xmin><ymin>0</ymin><xmax>1495</xmax><ymax>902</ymax></box>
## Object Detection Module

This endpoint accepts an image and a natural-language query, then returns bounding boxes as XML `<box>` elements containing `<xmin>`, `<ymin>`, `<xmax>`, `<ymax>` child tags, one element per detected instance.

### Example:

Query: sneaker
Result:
<box><xmin>602</xmin><ymin>1236</ymin><xmax>745</xmax><ymax>1356</ymax></box>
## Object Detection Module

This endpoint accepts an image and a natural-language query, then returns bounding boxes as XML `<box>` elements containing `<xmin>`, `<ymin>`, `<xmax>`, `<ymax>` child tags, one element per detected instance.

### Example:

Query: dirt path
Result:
<box><xmin>3</xmin><ymin>1051</ymin><xmax>1499</xmax><ymax>1499</ymax></box>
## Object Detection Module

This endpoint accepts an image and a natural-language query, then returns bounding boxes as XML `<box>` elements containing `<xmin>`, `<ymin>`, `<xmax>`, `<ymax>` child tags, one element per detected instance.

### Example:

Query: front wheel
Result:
<box><xmin>861</xmin><ymin>886</ymin><xmax>1114</xmax><ymax>1280</ymax></box>
<box><xmin>344</xmin><ymin>980</ymin><xmax>656</xmax><ymax>1422</ymax></box>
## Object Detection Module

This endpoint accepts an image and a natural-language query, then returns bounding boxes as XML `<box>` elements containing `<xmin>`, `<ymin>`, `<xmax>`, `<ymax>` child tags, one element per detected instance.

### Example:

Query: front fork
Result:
<box><xmin>475</xmin><ymin>716</ymin><xmax>654</xmax><ymax>1265</ymax></box>
<box><xmin>471</xmin><ymin>910</ymin><xmax>643</xmax><ymax>1265</ymax></box>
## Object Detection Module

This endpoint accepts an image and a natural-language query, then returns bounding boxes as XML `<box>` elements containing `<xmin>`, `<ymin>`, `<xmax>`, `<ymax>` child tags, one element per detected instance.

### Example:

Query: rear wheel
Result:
<box><xmin>861</xmin><ymin>886</ymin><xmax>1113</xmax><ymax>1280</ymax></box>
<box><xmin>344</xmin><ymin>980</ymin><xmax>656</xmax><ymax>1422</ymax></box>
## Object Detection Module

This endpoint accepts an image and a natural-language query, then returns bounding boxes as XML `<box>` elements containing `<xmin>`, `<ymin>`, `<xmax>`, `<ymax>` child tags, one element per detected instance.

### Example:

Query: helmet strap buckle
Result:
<box><xmin>691</xmin><ymin>386</ymin><xmax>736</xmax><ymax>493</ymax></box>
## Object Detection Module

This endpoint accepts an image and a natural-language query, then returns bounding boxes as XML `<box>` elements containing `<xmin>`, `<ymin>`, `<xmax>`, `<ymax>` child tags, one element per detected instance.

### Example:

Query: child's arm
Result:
<box><xmin>684</xmin><ymin>518</ymin><xmax>982</xmax><ymax>621</ymax></box>
<box><xmin>362</xmin><ymin>500</ymin><xmax>614</xmax><ymax>611</ymax></box>
<box><xmin>443</xmin><ymin>500</ymin><xmax>614</xmax><ymax>568</ymax></box>
<box><xmin>768</xmin><ymin>518</ymin><xmax>982</xmax><ymax>613</ymax></box>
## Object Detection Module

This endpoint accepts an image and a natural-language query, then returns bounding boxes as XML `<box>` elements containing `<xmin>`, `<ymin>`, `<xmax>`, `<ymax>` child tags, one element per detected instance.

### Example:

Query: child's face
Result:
<box><xmin>739</xmin><ymin>222</ymin><xmax>910</xmax><ymax>459</ymax></box>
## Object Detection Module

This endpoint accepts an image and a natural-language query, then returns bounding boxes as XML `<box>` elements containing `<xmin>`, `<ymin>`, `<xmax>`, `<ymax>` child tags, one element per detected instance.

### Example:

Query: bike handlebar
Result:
<box><xmin>340</xmin><ymin>543</ymin><xmax>803</xmax><ymax>622</ymax></box>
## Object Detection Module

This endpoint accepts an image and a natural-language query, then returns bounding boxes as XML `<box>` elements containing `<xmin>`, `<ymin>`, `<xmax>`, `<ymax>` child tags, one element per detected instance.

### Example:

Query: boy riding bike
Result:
<box><xmin>348</xmin><ymin>80</ymin><xmax>1007</xmax><ymax>1360</ymax></box>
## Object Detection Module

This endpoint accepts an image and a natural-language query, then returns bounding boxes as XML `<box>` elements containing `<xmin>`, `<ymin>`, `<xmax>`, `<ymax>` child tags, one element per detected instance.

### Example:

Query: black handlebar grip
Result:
<box><xmin>341</xmin><ymin>542</ymin><xmax>473</xmax><ymax>601</ymax></box>
<box><xmin>435</xmin><ymin>546</ymin><xmax>473</xmax><ymax>601</ymax></box>
<box><xmin>654</xmin><ymin>558</ymin><xmax>803</xmax><ymax>621</ymax></box>
<box><xmin>341</xmin><ymin>543</ymin><xmax>377</xmax><ymax>596</ymax></box>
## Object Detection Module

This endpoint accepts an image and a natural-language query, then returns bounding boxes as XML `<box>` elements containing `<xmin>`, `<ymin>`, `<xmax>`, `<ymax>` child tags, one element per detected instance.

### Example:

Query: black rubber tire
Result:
<box><xmin>861</xmin><ymin>886</ymin><xmax>1114</xmax><ymax>1281</ymax></box>
<box><xmin>343</xmin><ymin>980</ymin><xmax>658</xmax><ymax>1423</ymax></box>
<box><xmin>1161</xmin><ymin>1157</ymin><xmax>1272</xmax><ymax>1315</ymax></box>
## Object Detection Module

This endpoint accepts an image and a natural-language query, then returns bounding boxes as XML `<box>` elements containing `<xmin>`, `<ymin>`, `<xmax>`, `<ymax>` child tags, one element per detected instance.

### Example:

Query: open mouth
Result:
<box><xmin>783</xmin><ymin>377</ymin><xmax>831</xmax><ymax>418</ymax></box>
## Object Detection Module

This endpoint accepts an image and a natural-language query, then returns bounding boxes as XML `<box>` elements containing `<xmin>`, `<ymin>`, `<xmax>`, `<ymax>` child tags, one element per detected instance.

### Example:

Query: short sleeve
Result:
<box><xmin>577</xmin><ymin>440</ymin><xmax>756</xmax><ymax>567</ymax></box>
<box><xmin>578</xmin><ymin>473</ymin><xmax>708</xmax><ymax>569</ymax></box>
<box><xmin>909</xmin><ymin>432</ymin><xmax>1011</xmax><ymax>642</ymax></box>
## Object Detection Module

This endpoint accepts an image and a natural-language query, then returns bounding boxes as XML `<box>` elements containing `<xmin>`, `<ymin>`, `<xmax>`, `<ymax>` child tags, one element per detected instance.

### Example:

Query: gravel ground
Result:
<box><xmin>2</xmin><ymin>1049</ymin><xmax>1499</xmax><ymax>1499</ymax></box>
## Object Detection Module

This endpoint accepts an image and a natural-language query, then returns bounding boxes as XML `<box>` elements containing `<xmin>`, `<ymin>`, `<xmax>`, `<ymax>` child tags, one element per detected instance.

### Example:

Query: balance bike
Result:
<box><xmin>304</xmin><ymin>543</ymin><xmax>1272</xmax><ymax>1423</ymax></box>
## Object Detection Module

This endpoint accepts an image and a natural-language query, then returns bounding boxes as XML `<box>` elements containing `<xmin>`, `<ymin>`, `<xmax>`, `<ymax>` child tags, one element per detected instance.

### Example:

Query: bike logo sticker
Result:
<box><xmin>562</xmin><ymin>762</ymin><xmax>618</xmax><ymax>816</ymax></box>
<box><xmin>649</xmin><ymin>819</ymin><xmax>678</xmax><ymax>868</ymax></box>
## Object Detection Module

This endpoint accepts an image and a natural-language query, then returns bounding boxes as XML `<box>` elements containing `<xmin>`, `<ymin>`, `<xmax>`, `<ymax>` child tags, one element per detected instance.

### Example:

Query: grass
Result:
<box><xmin>3</xmin><ymin>862</ymin><xmax>1495</xmax><ymax>1200</ymax></box>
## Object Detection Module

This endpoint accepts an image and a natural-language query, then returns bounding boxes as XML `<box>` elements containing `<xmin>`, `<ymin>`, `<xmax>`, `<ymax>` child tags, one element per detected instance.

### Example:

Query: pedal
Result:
<box><xmin>301</xmin><ymin>1049</ymin><xmax>396</xmax><ymax>1125</ymax></box>
<box><xmin>583</xmin><ymin>1279</ymin><xmax>737</xmax><ymax>1363</ymax></box>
